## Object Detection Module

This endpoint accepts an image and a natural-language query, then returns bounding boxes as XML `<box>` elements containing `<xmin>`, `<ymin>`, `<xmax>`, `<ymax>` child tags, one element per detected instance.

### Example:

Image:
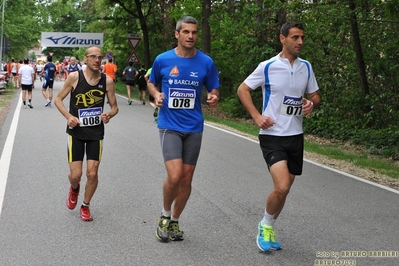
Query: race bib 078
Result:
<box><xmin>78</xmin><ymin>107</ymin><xmax>103</xmax><ymax>127</ymax></box>
<box><xmin>280</xmin><ymin>96</ymin><xmax>303</xmax><ymax>116</ymax></box>
<box><xmin>168</xmin><ymin>88</ymin><xmax>196</xmax><ymax>109</ymax></box>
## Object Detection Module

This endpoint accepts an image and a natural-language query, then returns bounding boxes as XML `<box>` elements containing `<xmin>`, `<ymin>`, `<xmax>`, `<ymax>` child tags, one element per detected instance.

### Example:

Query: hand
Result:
<box><xmin>302</xmin><ymin>99</ymin><xmax>314</xmax><ymax>118</ymax></box>
<box><xmin>207</xmin><ymin>94</ymin><xmax>218</xmax><ymax>108</ymax></box>
<box><xmin>255</xmin><ymin>115</ymin><xmax>275</xmax><ymax>130</ymax></box>
<box><xmin>156</xmin><ymin>93</ymin><xmax>165</xmax><ymax>107</ymax></box>
<box><xmin>101</xmin><ymin>113</ymin><xmax>111</xmax><ymax>124</ymax></box>
<box><xmin>67</xmin><ymin>116</ymin><xmax>80</xmax><ymax>128</ymax></box>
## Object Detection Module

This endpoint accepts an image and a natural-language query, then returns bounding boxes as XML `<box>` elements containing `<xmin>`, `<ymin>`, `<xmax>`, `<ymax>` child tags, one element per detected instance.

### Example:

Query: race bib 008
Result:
<box><xmin>78</xmin><ymin>107</ymin><xmax>103</xmax><ymax>127</ymax></box>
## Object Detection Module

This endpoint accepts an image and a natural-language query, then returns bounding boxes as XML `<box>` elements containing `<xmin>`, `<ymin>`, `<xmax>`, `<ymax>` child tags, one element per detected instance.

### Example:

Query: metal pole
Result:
<box><xmin>77</xmin><ymin>20</ymin><xmax>85</xmax><ymax>33</ymax></box>
<box><xmin>0</xmin><ymin>0</ymin><xmax>6</xmax><ymax>70</ymax></box>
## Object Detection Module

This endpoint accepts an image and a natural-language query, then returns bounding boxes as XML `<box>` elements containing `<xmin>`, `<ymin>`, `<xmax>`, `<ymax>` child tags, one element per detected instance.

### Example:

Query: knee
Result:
<box><xmin>166</xmin><ymin>175</ymin><xmax>182</xmax><ymax>188</ymax></box>
<box><xmin>69</xmin><ymin>169</ymin><xmax>82</xmax><ymax>181</ymax></box>
<box><xmin>86</xmin><ymin>170</ymin><xmax>98</xmax><ymax>181</ymax></box>
<box><xmin>274</xmin><ymin>185</ymin><xmax>291</xmax><ymax>198</ymax></box>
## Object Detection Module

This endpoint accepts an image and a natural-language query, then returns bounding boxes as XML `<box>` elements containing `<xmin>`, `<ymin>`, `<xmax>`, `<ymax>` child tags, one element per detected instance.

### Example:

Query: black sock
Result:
<box><xmin>72</xmin><ymin>184</ymin><xmax>80</xmax><ymax>192</ymax></box>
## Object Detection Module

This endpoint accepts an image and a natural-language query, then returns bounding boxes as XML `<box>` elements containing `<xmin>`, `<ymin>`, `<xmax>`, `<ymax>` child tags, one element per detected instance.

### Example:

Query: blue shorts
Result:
<box><xmin>159</xmin><ymin>129</ymin><xmax>202</xmax><ymax>165</ymax></box>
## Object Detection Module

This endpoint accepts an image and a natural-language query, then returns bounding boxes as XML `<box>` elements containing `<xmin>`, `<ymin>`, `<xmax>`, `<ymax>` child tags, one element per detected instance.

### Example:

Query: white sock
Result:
<box><xmin>161</xmin><ymin>208</ymin><xmax>171</xmax><ymax>217</ymax></box>
<box><xmin>261</xmin><ymin>210</ymin><xmax>275</xmax><ymax>227</ymax></box>
<box><xmin>171</xmin><ymin>216</ymin><xmax>179</xmax><ymax>222</ymax></box>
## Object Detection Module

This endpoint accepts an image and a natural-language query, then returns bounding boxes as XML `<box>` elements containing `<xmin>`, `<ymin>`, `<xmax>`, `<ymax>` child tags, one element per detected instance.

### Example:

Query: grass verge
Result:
<box><xmin>204</xmin><ymin>113</ymin><xmax>399</xmax><ymax>180</ymax></box>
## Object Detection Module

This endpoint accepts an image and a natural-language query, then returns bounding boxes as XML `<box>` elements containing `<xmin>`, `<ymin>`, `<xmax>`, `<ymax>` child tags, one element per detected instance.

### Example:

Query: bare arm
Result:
<box><xmin>31</xmin><ymin>72</ymin><xmax>35</xmax><ymax>88</ymax></box>
<box><xmin>237</xmin><ymin>82</ymin><xmax>275</xmax><ymax>130</ymax></box>
<box><xmin>102</xmin><ymin>76</ymin><xmax>119</xmax><ymax>124</ymax></box>
<box><xmin>147</xmin><ymin>80</ymin><xmax>164</xmax><ymax>107</ymax></box>
<box><xmin>302</xmin><ymin>90</ymin><xmax>321</xmax><ymax>117</ymax></box>
<box><xmin>54</xmin><ymin>72</ymin><xmax>80</xmax><ymax>128</ymax></box>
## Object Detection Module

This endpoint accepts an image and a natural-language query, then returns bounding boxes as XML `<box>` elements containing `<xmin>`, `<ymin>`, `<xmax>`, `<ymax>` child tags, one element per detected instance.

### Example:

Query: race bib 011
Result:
<box><xmin>280</xmin><ymin>96</ymin><xmax>303</xmax><ymax>116</ymax></box>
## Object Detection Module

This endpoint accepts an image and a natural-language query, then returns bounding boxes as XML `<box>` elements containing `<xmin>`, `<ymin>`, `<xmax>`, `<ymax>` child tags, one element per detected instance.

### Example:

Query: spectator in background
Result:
<box><xmin>67</xmin><ymin>57</ymin><xmax>82</xmax><ymax>75</ymax></box>
<box><xmin>18</xmin><ymin>58</ymin><xmax>35</xmax><ymax>109</ymax></box>
<box><xmin>122</xmin><ymin>61</ymin><xmax>138</xmax><ymax>105</ymax></box>
<box><xmin>137</xmin><ymin>64</ymin><xmax>147</xmax><ymax>105</ymax></box>
<box><xmin>41</xmin><ymin>55</ymin><xmax>56</xmax><ymax>107</ymax></box>
<box><xmin>103</xmin><ymin>58</ymin><xmax>117</xmax><ymax>83</ymax></box>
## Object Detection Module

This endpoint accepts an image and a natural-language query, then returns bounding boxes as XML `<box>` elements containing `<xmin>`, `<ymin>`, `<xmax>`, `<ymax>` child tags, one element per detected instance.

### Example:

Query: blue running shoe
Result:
<box><xmin>256</xmin><ymin>222</ymin><xmax>281</xmax><ymax>252</ymax></box>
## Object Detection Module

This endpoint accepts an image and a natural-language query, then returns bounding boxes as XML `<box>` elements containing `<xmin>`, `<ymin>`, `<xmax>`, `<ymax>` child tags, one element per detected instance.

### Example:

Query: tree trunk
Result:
<box><xmin>348</xmin><ymin>0</ymin><xmax>370</xmax><ymax>97</ymax></box>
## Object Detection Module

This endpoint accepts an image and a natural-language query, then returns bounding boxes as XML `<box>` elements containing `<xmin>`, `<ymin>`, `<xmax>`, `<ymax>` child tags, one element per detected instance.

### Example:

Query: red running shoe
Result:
<box><xmin>80</xmin><ymin>206</ymin><xmax>93</xmax><ymax>222</ymax></box>
<box><xmin>66</xmin><ymin>184</ymin><xmax>79</xmax><ymax>210</ymax></box>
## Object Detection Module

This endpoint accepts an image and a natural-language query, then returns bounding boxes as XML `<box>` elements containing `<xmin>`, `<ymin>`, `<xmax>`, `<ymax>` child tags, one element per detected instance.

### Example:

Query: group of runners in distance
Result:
<box><xmin>8</xmin><ymin>15</ymin><xmax>321</xmax><ymax>253</ymax></box>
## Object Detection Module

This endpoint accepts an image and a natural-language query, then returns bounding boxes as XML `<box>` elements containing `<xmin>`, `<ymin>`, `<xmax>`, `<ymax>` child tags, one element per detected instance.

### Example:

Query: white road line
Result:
<box><xmin>205</xmin><ymin>123</ymin><xmax>399</xmax><ymax>195</ymax></box>
<box><xmin>0</xmin><ymin>91</ymin><xmax>22</xmax><ymax>217</ymax></box>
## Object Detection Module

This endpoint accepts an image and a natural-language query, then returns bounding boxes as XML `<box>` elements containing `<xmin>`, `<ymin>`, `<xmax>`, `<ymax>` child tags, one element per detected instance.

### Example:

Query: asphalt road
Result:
<box><xmin>0</xmin><ymin>79</ymin><xmax>398</xmax><ymax>266</ymax></box>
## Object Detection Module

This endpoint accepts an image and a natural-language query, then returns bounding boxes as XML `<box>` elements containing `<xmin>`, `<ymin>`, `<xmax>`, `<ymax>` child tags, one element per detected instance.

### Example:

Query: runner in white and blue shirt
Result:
<box><xmin>243</xmin><ymin>53</ymin><xmax>319</xmax><ymax>136</ymax></box>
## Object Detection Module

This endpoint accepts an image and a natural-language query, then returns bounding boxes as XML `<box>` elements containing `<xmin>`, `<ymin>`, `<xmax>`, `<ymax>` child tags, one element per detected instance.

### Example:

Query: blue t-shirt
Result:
<box><xmin>44</xmin><ymin>62</ymin><xmax>56</xmax><ymax>80</ymax></box>
<box><xmin>149</xmin><ymin>49</ymin><xmax>219</xmax><ymax>132</ymax></box>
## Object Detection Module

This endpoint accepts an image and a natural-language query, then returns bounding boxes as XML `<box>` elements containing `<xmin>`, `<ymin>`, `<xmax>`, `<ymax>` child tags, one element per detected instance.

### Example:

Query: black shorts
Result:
<box><xmin>138</xmin><ymin>81</ymin><xmax>146</xmax><ymax>91</ymax></box>
<box><xmin>159</xmin><ymin>129</ymin><xmax>202</xmax><ymax>165</ymax></box>
<box><xmin>42</xmin><ymin>79</ymin><xmax>54</xmax><ymax>89</ymax></box>
<box><xmin>67</xmin><ymin>135</ymin><xmax>103</xmax><ymax>162</ymax></box>
<box><xmin>21</xmin><ymin>84</ymin><xmax>33</xmax><ymax>91</ymax></box>
<box><xmin>126</xmin><ymin>80</ymin><xmax>135</xmax><ymax>86</ymax></box>
<box><xmin>259</xmin><ymin>134</ymin><xmax>304</xmax><ymax>175</ymax></box>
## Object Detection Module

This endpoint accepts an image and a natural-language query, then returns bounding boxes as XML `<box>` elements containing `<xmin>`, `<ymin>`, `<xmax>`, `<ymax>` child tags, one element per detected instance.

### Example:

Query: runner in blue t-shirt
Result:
<box><xmin>41</xmin><ymin>55</ymin><xmax>56</xmax><ymax>107</ymax></box>
<box><xmin>148</xmin><ymin>15</ymin><xmax>219</xmax><ymax>243</ymax></box>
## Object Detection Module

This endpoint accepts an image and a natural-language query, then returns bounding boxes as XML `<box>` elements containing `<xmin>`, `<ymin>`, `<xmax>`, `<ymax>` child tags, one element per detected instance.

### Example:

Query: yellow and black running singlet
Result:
<box><xmin>67</xmin><ymin>70</ymin><xmax>107</xmax><ymax>140</ymax></box>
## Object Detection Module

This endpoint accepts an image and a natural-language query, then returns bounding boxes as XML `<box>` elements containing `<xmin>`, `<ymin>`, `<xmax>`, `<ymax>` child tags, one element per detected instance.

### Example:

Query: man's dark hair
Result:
<box><xmin>128</xmin><ymin>61</ymin><xmax>133</xmax><ymax>66</ymax></box>
<box><xmin>23</xmin><ymin>58</ymin><xmax>29</xmax><ymax>64</ymax></box>
<box><xmin>280</xmin><ymin>22</ymin><xmax>304</xmax><ymax>37</ymax></box>
<box><xmin>176</xmin><ymin>16</ymin><xmax>198</xmax><ymax>32</ymax></box>
<box><xmin>47</xmin><ymin>55</ymin><xmax>53</xmax><ymax>62</ymax></box>
<box><xmin>108</xmin><ymin>58</ymin><xmax>113</xmax><ymax>63</ymax></box>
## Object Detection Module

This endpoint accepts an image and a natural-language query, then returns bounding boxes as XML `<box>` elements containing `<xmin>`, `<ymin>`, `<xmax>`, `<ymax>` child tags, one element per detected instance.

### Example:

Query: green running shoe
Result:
<box><xmin>153</xmin><ymin>106</ymin><xmax>159</xmax><ymax>118</ymax></box>
<box><xmin>156</xmin><ymin>216</ymin><xmax>170</xmax><ymax>242</ymax></box>
<box><xmin>169</xmin><ymin>221</ymin><xmax>184</xmax><ymax>241</ymax></box>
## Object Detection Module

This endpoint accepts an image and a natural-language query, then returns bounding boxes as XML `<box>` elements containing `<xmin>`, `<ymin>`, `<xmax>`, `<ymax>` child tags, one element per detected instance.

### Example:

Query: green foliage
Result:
<box><xmin>11</xmin><ymin>0</ymin><xmax>398</xmax><ymax>161</ymax></box>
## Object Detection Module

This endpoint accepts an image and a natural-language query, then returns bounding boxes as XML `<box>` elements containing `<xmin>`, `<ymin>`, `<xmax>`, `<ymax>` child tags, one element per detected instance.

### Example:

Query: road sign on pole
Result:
<box><xmin>128</xmin><ymin>38</ymin><xmax>141</xmax><ymax>50</ymax></box>
<box><xmin>128</xmin><ymin>51</ymin><xmax>140</xmax><ymax>64</ymax></box>
<box><xmin>127</xmin><ymin>33</ymin><xmax>141</xmax><ymax>63</ymax></box>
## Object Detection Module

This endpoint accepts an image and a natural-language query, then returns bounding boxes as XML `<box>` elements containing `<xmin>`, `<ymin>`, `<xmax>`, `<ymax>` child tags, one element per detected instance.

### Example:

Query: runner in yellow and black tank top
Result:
<box><xmin>67</xmin><ymin>70</ymin><xmax>107</xmax><ymax>140</ymax></box>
